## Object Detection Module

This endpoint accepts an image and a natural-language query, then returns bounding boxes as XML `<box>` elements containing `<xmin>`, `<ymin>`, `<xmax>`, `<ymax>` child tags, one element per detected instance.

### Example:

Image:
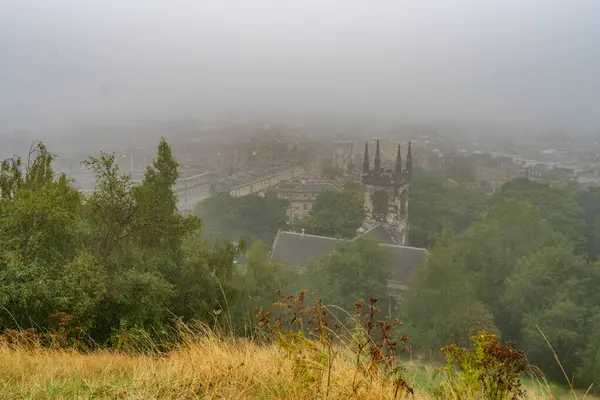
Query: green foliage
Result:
<box><xmin>405</xmin><ymin>231</ymin><xmax>499</xmax><ymax>350</ymax></box>
<box><xmin>437</xmin><ymin>331</ymin><xmax>527</xmax><ymax>400</ymax></box>
<box><xmin>503</xmin><ymin>243</ymin><xmax>600</xmax><ymax>380</ymax></box>
<box><xmin>169</xmin><ymin>233</ymin><xmax>245</xmax><ymax>324</ymax></box>
<box><xmin>577</xmin><ymin>314</ymin><xmax>600</xmax><ymax>385</ymax></box>
<box><xmin>0</xmin><ymin>143</ymin><xmax>89</xmax><ymax>329</ymax></box>
<box><xmin>235</xmin><ymin>240</ymin><xmax>297</xmax><ymax>309</ymax></box>
<box><xmin>300</xmin><ymin>190</ymin><xmax>364</xmax><ymax>238</ymax></box>
<box><xmin>406</xmin><ymin>198</ymin><xmax>560</xmax><ymax>354</ymax></box>
<box><xmin>496</xmin><ymin>187</ymin><xmax>585</xmax><ymax>251</ymax></box>
<box><xmin>305</xmin><ymin>235</ymin><xmax>392</xmax><ymax>315</ymax></box>
<box><xmin>0</xmin><ymin>138</ymin><xmax>240</xmax><ymax>346</ymax></box>
<box><xmin>408</xmin><ymin>178</ymin><xmax>600</xmax><ymax>390</ymax></box>
<box><xmin>577</xmin><ymin>187</ymin><xmax>600</xmax><ymax>260</ymax></box>
<box><xmin>408</xmin><ymin>176</ymin><xmax>486</xmax><ymax>248</ymax></box>
<box><xmin>195</xmin><ymin>191</ymin><xmax>288</xmax><ymax>244</ymax></box>
<box><xmin>501</xmin><ymin>177</ymin><xmax>546</xmax><ymax>192</ymax></box>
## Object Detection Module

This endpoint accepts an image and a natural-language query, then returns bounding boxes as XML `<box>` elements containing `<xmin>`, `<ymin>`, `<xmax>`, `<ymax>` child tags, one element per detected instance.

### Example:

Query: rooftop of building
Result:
<box><xmin>270</xmin><ymin>229</ymin><xmax>427</xmax><ymax>284</ymax></box>
<box><xmin>276</xmin><ymin>179</ymin><xmax>340</xmax><ymax>193</ymax></box>
<box><xmin>212</xmin><ymin>164</ymin><xmax>303</xmax><ymax>192</ymax></box>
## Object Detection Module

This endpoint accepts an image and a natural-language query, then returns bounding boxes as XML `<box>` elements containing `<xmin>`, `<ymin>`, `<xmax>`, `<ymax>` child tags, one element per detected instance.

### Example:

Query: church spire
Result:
<box><xmin>395</xmin><ymin>144</ymin><xmax>402</xmax><ymax>175</ymax></box>
<box><xmin>406</xmin><ymin>141</ymin><xmax>413</xmax><ymax>181</ymax></box>
<box><xmin>374</xmin><ymin>139</ymin><xmax>381</xmax><ymax>171</ymax></box>
<box><xmin>362</xmin><ymin>142</ymin><xmax>370</xmax><ymax>174</ymax></box>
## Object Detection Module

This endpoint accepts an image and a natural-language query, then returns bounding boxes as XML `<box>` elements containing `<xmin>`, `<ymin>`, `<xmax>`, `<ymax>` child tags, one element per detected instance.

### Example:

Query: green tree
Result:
<box><xmin>577</xmin><ymin>313</ymin><xmax>600</xmax><ymax>388</ymax></box>
<box><xmin>301</xmin><ymin>190</ymin><xmax>364</xmax><ymax>238</ymax></box>
<box><xmin>405</xmin><ymin>231</ymin><xmax>498</xmax><ymax>350</ymax></box>
<box><xmin>497</xmin><ymin>187</ymin><xmax>585</xmax><ymax>251</ymax></box>
<box><xmin>0</xmin><ymin>143</ymin><xmax>104</xmax><ymax>329</ymax></box>
<box><xmin>166</xmin><ymin>233</ymin><xmax>245</xmax><ymax>324</ymax></box>
<box><xmin>81</xmin><ymin>138</ymin><xmax>201</xmax><ymax>339</ymax></box>
<box><xmin>502</xmin><ymin>243</ymin><xmax>586</xmax><ymax>332</ymax></box>
<box><xmin>81</xmin><ymin>149</ymin><xmax>172</xmax><ymax>338</ymax></box>
<box><xmin>305</xmin><ymin>235</ymin><xmax>392</xmax><ymax>314</ymax></box>
<box><xmin>82</xmin><ymin>152</ymin><xmax>138</xmax><ymax>263</ymax></box>
<box><xmin>577</xmin><ymin>187</ymin><xmax>600</xmax><ymax>260</ymax></box>
<box><xmin>502</xmin><ymin>243</ymin><xmax>600</xmax><ymax>382</ymax></box>
<box><xmin>195</xmin><ymin>191</ymin><xmax>288</xmax><ymax>244</ymax></box>
<box><xmin>501</xmin><ymin>177</ymin><xmax>546</xmax><ymax>192</ymax></box>
<box><xmin>134</xmin><ymin>137</ymin><xmax>200</xmax><ymax>251</ymax></box>
<box><xmin>232</xmin><ymin>240</ymin><xmax>301</xmax><ymax>330</ymax></box>
<box><xmin>520</xmin><ymin>295</ymin><xmax>588</xmax><ymax>380</ymax></box>
<box><xmin>406</xmin><ymin>198</ymin><xmax>558</xmax><ymax>354</ymax></box>
<box><xmin>408</xmin><ymin>176</ymin><xmax>487</xmax><ymax>248</ymax></box>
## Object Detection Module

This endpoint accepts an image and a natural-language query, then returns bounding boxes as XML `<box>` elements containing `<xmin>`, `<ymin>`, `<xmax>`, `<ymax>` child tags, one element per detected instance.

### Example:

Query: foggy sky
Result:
<box><xmin>2</xmin><ymin>0</ymin><xmax>600</xmax><ymax>133</ymax></box>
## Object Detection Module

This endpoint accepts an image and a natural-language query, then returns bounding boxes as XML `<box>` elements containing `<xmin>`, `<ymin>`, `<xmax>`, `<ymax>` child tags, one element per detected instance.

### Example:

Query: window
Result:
<box><xmin>303</xmin><ymin>203</ymin><xmax>307</xmax><ymax>210</ymax></box>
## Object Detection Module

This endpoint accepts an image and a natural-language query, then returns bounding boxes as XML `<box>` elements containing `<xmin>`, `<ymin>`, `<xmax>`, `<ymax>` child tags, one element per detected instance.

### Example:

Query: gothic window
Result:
<box><xmin>371</xmin><ymin>190</ymin><xmax>389</xmax><ymax>221</ymax></box>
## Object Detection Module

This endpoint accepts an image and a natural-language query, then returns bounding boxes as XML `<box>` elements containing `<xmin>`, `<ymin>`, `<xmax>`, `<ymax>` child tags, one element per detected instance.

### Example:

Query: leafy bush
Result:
<box><xmin>436</xmin><ymin>331</ymin><xmax>527</xmax><ymax>400</ymax></box>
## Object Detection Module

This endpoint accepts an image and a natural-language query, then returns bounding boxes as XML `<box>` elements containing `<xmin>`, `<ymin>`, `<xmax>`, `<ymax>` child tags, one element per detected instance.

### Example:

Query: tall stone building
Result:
<box><xmin>361</xmin><ymin>139</ymin><xmax>412</xmax><ymax>245</ymax></box>
<box><xmin>270</xmin><ymin>140</ymin><xmax>424</xmax><ymax>305</ymax></box>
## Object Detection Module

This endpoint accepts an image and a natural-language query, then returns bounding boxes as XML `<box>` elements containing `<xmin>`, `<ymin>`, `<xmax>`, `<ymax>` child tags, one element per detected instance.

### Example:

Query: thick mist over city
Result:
<box><xmin>2</xmin><ymin>0</ymin><xmax>600</xmax><ymax>137</ymax></box>
<box><xmin>4</xmin><ymin>2</ymin><xmax>600</xmax><ymax>397</ymax></box>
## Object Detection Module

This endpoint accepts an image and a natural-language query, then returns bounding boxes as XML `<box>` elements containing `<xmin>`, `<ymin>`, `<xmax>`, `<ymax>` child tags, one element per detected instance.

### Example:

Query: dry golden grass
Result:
<box><xmin>0</xmin><ymin>332</ymin><xmax>590</xmax><ymax>400</ymax></box>
<box><xmin>0</xmin><ymin>334</ymin><xmax>418</xmax><ymax>399</ymax></box>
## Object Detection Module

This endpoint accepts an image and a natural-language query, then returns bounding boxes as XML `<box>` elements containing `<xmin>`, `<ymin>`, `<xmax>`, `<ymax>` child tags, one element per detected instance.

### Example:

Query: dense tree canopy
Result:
<box><xmin>300</xmin><ymin>190</ymin><xmax>364</xmax><ymax>238</ymax></box>
<box><xmin>0</xmin><ymin>139</ymin><xmax>245</xmax><ymax>343</ymax></box>
<box><xmin>194</xmin><ymin>191</ymin><xmax>288</xmax><ymax>244</ymax></box>
<box><xmin>496</xmin><ymin>186</ymin><xmax>585</xmax><ymax>251</ymax></box>
<box><xmin>408</xmin><ymin>176</ymin><xmax>487</xmax><ymax>248</ymax></box>
<box><xmin>406</xmin><ymin>175</ymin><xmax>600</xmax><ymax>390</ymax></box>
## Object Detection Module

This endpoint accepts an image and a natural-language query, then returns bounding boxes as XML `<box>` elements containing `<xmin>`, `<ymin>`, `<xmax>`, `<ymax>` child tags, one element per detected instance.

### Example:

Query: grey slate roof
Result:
<box><xmin>271</xmin><ymin>231</ymin><xmax>338</xmax><ymax>266</ymax></box>
<box><xmin>363</xmin><ymin>224</ymin><xmax>397</xmax><ymax>245</ymax></box>
<box><xmin>270</xmin><ymin>230</ymin><xmax>426</xmax><ymax>284</ymax></box>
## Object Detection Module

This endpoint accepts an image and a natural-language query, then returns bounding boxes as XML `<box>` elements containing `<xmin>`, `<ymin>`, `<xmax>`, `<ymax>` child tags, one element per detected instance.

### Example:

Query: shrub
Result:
<box><xmin>436</xmin><ymin>331</ymin><xmax>527</xmax><ymax>400</ymax></box>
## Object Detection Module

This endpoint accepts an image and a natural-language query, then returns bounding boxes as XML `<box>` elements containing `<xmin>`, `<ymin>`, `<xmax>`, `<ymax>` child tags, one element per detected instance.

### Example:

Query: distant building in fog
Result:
<box><xmin>276</xmin><ymin>179</ymin><xmax>340</xmax><ymax>224</ymax></box>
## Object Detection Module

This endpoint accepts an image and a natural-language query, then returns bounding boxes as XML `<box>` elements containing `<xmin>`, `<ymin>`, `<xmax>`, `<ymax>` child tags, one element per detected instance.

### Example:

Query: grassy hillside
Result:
<box><xmin>0</xmin><ymin>331</ymin><xmax>591</xmax><ymax>400</ymax></box>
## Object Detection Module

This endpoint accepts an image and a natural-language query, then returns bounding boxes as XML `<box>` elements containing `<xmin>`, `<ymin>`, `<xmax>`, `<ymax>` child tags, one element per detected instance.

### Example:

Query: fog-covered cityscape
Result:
<box><xmin>2</xmin><ymin>1</ymin><xmax>600</xmax><ymax>398</ymax></box>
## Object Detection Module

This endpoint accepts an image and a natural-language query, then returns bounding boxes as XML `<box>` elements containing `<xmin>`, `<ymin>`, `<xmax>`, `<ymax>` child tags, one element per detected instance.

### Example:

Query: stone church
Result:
<box><xmin>270</xmin><ymin>139</ymin><xmax>424</xmax><ymax>303</ymax></box>
<box><xmin>361</xmin><ymin>139</ymin><xmax>412</xmax><ymax>246</ymax></box>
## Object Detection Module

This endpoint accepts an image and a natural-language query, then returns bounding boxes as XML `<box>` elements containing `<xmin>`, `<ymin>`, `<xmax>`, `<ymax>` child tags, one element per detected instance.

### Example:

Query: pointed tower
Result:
<box><xmin>374</xmin><ymin>139</ymin><xmax>381</xmax><ymax>172</ymax></box>
<box><xmin>406</xmin><ymin>141</ymin><xmax>413</xmax><ymax>182</ymax></box>
<box><xmin>361</xmin><ymin>139</ymin><xmax>412</xmax><ymax>246</ymax></box>
<box><xmin>362</xmin><ymin>142</ymin><xmax>370</xmax><ymax>174</ymax></box>
<box><xmin>395</xmin><ymin>144</ymin><xmax>402</xmax><ymax>175</ymax></box>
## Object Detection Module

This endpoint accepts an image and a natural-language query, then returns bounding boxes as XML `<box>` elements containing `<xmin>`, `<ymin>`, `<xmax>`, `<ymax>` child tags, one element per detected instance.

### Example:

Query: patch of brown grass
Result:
<box><xmin>0</xmin><ymin>329</ymin><xmax>590</xmax><ymax>399</ymax></box>
<box><xmin>0</xmin><ymin>332</ymin><xmax>431</xmax><ymax>399</ymax></box>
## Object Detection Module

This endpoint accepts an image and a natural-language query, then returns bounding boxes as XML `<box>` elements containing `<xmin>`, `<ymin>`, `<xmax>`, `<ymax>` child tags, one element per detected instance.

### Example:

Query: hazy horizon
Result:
<box><xmin>2</xmin><ymin>0</ymin><xmax>600</xmax><ymax>135</ymax></box>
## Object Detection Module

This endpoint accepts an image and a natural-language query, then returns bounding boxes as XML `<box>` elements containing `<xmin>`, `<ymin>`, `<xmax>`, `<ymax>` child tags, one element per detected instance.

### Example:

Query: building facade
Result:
<box><xmin>330</xmin><ymin>141</ymin><xmax>355</xmax><ymax>173</ymax></box>
<box><xmin>212</xmin><ymin>165</ymin><xmax>304</xmax><ymax>197</ymax></box>
<box><xmin>361</xmin><ymin>139</ymin><xmax>412</xmax><ymax>245</ymax></box>
<box><xmin>474</xmin><ymin>154</ymin><xmax>523</xmax><ymax>192</ymax></box>
<box><xmin>276</xmin><ymin>179</ymin><xmax>341</xmax><ymax>223</ymax></box>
